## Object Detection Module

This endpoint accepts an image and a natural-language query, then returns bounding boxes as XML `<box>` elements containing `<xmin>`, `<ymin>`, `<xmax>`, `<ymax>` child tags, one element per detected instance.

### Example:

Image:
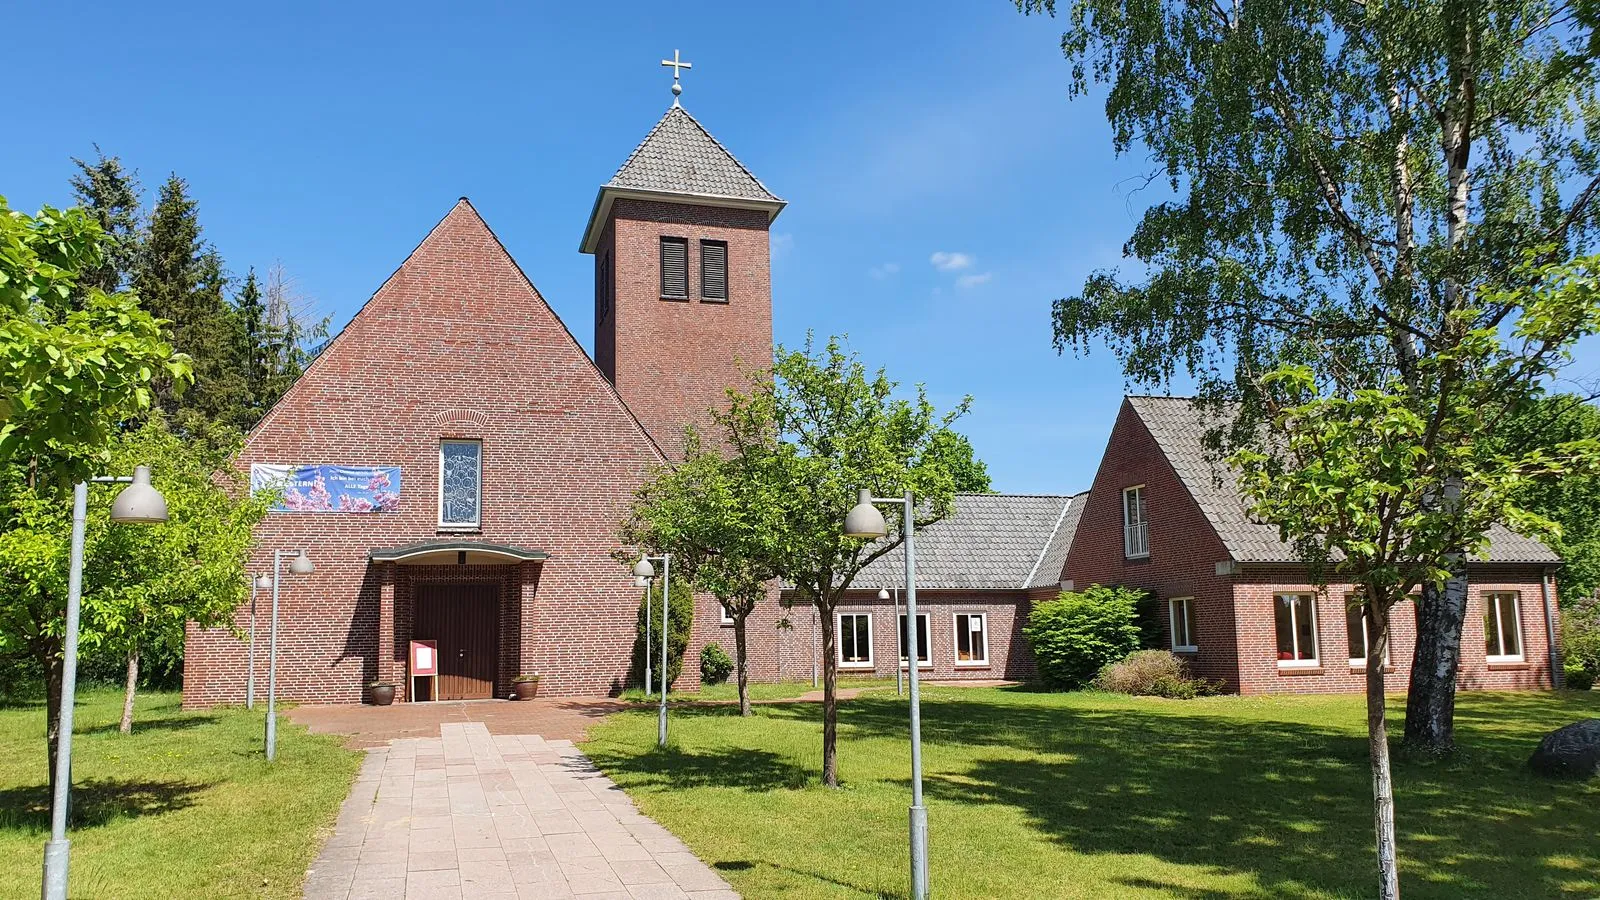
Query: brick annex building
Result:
<box><xmin>183</xmin><ymin>99</ymin><xmax>1564</xmax><ymax>708</ymax></box>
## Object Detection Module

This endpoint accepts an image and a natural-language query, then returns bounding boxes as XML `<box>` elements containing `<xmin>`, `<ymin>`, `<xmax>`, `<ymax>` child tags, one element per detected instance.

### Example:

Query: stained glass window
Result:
<box><xmin>439</xmin><ymin>440</ymin><xmax>481</xmax><ymax>528</ymax></box>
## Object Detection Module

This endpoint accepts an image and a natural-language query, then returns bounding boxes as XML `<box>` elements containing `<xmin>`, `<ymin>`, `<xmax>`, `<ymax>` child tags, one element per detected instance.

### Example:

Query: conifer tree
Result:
<box><xmin>68</xmin><ymin>148</ymin><xmax>141</xmax><ymax>298</ymax></box>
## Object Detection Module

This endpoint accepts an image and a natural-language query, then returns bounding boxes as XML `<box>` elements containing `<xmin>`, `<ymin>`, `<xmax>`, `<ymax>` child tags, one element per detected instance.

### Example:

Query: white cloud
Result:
<box><xmin>869</xmin><ymin>262</ymin><xmax>900</xmax><ymax>279</ymax></box>
<box><xmin>956</xmin><ymin>272</ymin><xmax>993</xmax><ymax>288</ymax></box>
<box><xmin>929</xmin><ymin>251</ymin><xmax>974</xmax><ymax>272</ymax></box>
<box><xmin>771</xmin><ymin>233</ymin><xmax>795</xmax><ymax>260</ymax></box>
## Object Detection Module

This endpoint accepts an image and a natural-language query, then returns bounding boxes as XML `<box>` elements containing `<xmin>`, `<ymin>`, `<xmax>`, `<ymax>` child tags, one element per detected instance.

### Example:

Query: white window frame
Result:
<box><xmin>719</xmin><ymin>603</ymin><xmax>734</xmax><ymax>626</ymax></box>
<box><xmin>1485</xmin><ymin>591</ymin><xmax>1525</xmax><ymax>663</ymax></box>
<box><xmin>1168</xmin><ymin>597</ymin><xmax>1197</xmax><ymax>652</ymax></box>
<box><xmin>1123</xmin><ymin>485</ymin><xmax>1149</xmax><ymax>559</ymax></box>
<box><xmin>437</xmin><ymin>439</ymin><xmax>482</xmax><ymax>530</ymax></box>
<box><xmin>953</xmin><ymin>611</ymin><xmax>990</xmax><ymax>667</ymax></box>
<box><xmin>837</xmin><ymin>612</ymin><xmax>874</xmax><ymax>668</ymax></box>
<box><xmin>898</xmin><ymin>612</ymin><xmax>932</xmax><ymax>668</ymax></box>
<box><xmin>1275</xmin><ymin>593</ymin><xmax>1320</xmax><ymax>668</ymax></box>
<box><xmin>1345</xmin><ymin>595</ymin><xmax>1391</xmax><ymax>668</ymax></box>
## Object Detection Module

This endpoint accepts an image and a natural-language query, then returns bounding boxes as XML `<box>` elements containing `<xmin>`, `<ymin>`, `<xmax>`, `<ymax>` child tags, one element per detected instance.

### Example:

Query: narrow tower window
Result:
<box><xmin>660</xmin><ymin>237</ymin><xmax>688</xmax><ymax>299</ymax></box>
<box><xmin>700</xmin><ymin>240</ymin><xmax>728</xmax><ymax>301</ymax></box>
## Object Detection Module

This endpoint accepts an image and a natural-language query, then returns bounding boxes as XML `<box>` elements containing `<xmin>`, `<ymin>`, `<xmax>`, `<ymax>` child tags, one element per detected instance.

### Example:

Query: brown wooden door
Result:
<box><xmin>413</xmin><ymin>583</ymin><xmax>499</xmax><ymax>700</ymax></box>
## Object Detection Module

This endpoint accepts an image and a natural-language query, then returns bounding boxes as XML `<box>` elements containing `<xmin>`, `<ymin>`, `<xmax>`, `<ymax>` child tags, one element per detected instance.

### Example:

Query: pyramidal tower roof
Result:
<box><xmin>581</xmin><ymin>105</ymin><xmax>785</xmax><ymax>252</ymax></box>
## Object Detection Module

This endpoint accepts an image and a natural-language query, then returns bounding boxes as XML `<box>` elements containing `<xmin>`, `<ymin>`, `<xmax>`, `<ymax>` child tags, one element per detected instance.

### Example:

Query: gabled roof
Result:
<box><xmin>851</xmin><ymin>493</ymin><xmax>1081</xmax><ymax>591</ymax></box>
<box><xmin>1027</xmin><ymin>491</ymin><xmax>1088</xmax><ymax>588</ymax></box>
<box><xmin>1126</xmin><ymin>395</ymin><xmax>1560</xmax><ymax>565</ymax></box>
<box><xmin>580</xmin><ymin>105</ymin><xmax>785</xmax><ymax>253</ymax></box>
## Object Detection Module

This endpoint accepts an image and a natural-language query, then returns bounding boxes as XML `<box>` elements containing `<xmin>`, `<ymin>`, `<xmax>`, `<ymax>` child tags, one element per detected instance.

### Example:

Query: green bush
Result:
<box><xmin>633</xmin><ymin>576</ymin><xmax>695</xmax><ymax>690</ymax></box>
<box><xmin>700</xmin><ymin>642</ymin><xmax>734</xmax><ymax>685</ymax></box>
<box><xmin>1563</xmin><ymin>598</ymin><xmax>1600</xmax><ymax>675</ymax></box>
<box><xmin>1023</xmin><ymin>584</ymin><xmax>1146</xmax><ymax>689</ymax></box>
<box><xmin>1093</xmin><ymin>649</ymin><xmax>1219</xmax><ymax>699</ymax></box>
<box><xmin>1567</xmin><ymin>665</ymin><xmax>1595</xmax><ymax>691</ymax></box>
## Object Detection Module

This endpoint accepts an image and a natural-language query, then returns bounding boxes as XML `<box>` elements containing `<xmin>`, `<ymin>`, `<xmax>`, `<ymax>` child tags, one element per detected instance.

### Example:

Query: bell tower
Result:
<box><xmin>580</xmin><ymin>55</ymin><xmax>785</xmax><ymax>461</ymax></box>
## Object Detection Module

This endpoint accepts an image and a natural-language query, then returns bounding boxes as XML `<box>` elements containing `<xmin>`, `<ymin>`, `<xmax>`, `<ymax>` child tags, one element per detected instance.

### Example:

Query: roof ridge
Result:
<box><xmin>956</xmin><ymin>491</ymin><xmax>1076</xmax><ymax>499</ymax></box>
<box><xmin>1021</xmin><ymin>495</ymin><xmax>1075</xmax><ymax>589</ymax></box>
<box><xmin>605</xmin><ymin>105</ymin><xmax>781</xmax><ymax>202</ymax></box>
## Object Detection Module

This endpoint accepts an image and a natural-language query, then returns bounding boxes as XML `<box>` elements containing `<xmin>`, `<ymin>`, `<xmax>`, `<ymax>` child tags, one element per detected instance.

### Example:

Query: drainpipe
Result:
<box><xmin>1540</xmin><ymin>567</ymin><xmax>1560</xmax><ymax>689</ymax></box>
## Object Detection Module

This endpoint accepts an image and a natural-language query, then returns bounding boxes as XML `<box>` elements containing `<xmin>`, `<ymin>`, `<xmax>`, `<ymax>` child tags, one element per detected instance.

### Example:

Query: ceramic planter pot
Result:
<box><xmin>368</xmin><ymin>683</ymin><xmax>396</xmax><ymax>706</ymax></box>
<box><xmin>512</xmin><ymin>679</ymin><xmax>539</xmax><ymax>701</ymax></box>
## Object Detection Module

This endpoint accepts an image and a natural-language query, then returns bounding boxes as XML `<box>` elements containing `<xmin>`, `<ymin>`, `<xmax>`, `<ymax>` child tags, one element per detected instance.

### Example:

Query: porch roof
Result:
<box><xmin>368</xmin><ymin>541</ymin><xmax>550</xmax><ymax>566</ymax></box>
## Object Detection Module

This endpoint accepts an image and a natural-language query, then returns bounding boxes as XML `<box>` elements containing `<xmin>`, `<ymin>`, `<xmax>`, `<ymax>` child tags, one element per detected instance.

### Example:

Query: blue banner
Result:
<box><xmin>251</xmin><ymin>464</ymin><xmax>401</xmax><ymax>513</ymax></box>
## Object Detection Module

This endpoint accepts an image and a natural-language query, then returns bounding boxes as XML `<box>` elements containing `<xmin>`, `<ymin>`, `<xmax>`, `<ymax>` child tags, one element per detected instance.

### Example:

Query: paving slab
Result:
<box><xmin>303</xmin><ymin>722</ymin><xmax>734</xmax><ymax>899</ymax></box>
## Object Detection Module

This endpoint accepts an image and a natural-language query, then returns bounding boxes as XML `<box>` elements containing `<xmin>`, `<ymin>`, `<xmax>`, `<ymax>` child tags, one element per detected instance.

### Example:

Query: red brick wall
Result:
<box><xmin>594</xmin><ymin>199</ymin><xmax>773</xmax><ymax>462</ymax></box>
<box><xmin>182</xmin><ymin>200</ymin><xmax>669</xmax><ymax>707</ymax></box>
<box><xmin>1062</xmin><ymin>400</ymin><xmax>1242</xmax><ymax>687</ymax></box>
<box><xmin>1230</xmin><ymin>566</ymin><xmax>1559</xmax><ymax>694</ymax></box>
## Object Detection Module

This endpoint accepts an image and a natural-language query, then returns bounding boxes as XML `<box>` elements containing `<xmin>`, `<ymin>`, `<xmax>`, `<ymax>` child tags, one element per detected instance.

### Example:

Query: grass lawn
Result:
<box><xmin>0</xmin><ymin>688</ymin><xmax>360</xmax><ymax>899</ymax></box>
<box><xmin>582</xmin><ymin>686</ymin><xmax>1600</xmax><ymax>899</ymax></box>
<box><xmin>618</xmin><ymin>677</ymin><xmax>899</xmax><ymax>704</ymax></box>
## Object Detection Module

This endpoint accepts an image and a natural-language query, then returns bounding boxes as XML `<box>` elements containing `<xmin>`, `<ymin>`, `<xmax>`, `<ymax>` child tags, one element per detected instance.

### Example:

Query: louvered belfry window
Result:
<box><xmin>660</xmin><ymin>237</ymin><xmax>688</xmax><ymax>298</ymax></box>
<box><xmin>700</xmin><ymin>240</ymin><xmax>728</xmax><ymax>301</ymax></box>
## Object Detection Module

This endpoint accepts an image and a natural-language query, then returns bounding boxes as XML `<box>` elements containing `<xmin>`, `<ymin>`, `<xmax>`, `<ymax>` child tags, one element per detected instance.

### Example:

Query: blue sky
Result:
<box><xmin>26</xmin><ymin>1</ymin><xmax>1543</xmax><ymax>496</ymax></box>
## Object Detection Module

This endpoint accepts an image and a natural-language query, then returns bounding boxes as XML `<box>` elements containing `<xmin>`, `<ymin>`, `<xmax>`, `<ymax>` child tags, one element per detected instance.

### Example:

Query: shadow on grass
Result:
<box><xmin>726</xmin><ymin>691</ymin><xmax>1600</xmax><ymax>898</ymax></box>
<box><xmin>714</xmin><ymin>858</ymin><xmax>896</xmax><ymax>899</ymax></box>
<box><xmin>0</xmin><ymin>778</ymin><xmax>213</xmax><ymax>832</ymax></box>
<box><xmin>584</xmin><ymin>731</ymin><xmax>812</xmax><ymax>793</ymax></box>
<box><xmin>87</xmin><ymin>715</ymin><xmax>209</xmax><ymax>737</ymax></box>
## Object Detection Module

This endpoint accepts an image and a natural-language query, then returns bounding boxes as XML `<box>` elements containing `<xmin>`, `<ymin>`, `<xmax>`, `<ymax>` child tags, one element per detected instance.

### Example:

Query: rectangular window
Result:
<box><xmin>838</xmin><ymin>613</ymin><xmax>873</xmax><ymax>667</ymax></box>
<box><xmin>1485</xmin><ymin>592</ymin><xmax>1524</xmax><ymax>661</ymax></box>
<box><xmin>1344</xmin><ymin>596</ymin><xmax>1390</xmax><ymax>667</ymax></box>
<box><xmin>719</xmin><ymin>603</ymin><xmax>734</xmax><ymax>626</ymax></box>
<box><xmin>700</xmin><ymin>240</ymin><xmax>727</xmax><ymax>301</ymax></box>
<box><xmin>1275</xmin><ymin>593</ymin><xmax>1319</xmax><ymax>666</ymax></box>
<box><xmin>898</xmin><ymin>612</ymin><xmax>930</xmax><ymax>667</ymax></box>
<box><xmin>1169</xmin><ymin>597</ymin><xmax>1196</xmax><ymax>652</ymax></box>
<box><xmin>1123</xmin><ymin>485</ymin><xmax>1149</xmax><ymax>558</ymax></box>
<box><xmin>596</xmin><ymin>251</ymin><xmax>612</xmax><ymax>322</ymax></box>
<box><xmin>955</xmin><ymin>612</ymin><xmax>989</xmax><ymax>665</ymax></box>
<box><xmin>438</xmin><ymin>439</ymin><xmax>482</xmax><ymax>529</ymax></box>
<box><xmin>660</xmin><ymin>236</ymin><xmax>688</xmax><ymax>298</ymax></box>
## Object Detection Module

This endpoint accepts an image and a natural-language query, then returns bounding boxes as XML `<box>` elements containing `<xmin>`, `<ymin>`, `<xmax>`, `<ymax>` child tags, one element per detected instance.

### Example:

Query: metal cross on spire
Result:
<box><xmin>661</xmin><ymin>49</ymin><xmax>692</xmax><ymax>105</ymax></box>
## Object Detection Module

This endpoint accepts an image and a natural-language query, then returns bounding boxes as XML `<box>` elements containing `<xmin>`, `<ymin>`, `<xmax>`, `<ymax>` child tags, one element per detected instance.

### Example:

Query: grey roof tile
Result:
<box><xmin>1127</xmin><ymin>395</ymin><xmax>1560</xmax><ymax>565</ymax></box>
<box><xmin>606</xmin><ymin>106</ymin><xmax>780</xmax><ymax>203</ymax></box>
<box><xmin>853</xmin><ymin>493</ymin><xmax>1078</xmax><ymax>591</ymax></box>
<box><xmin>1026</xmin><ymin>491</ymin><xmax>1087</xmax><ymax>588</ymax></box>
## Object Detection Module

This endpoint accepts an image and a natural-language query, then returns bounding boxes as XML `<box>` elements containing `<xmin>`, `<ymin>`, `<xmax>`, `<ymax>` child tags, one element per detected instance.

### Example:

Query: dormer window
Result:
<box><xmin>660</xmin><ymin>237</ymin><xmax>688</xmax><ymax>299</ymax></box>
<box><xmin>1123</xmin><ymin>485</ymin><xmax>1148</xmax><ymax>559</ymax></box>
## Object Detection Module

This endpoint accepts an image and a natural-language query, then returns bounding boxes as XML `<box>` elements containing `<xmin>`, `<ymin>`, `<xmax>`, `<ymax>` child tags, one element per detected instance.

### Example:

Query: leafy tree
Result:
<box><xmin>633</xmin><ymin>576</ymin><xmax>694</xmax><ymax>690</ymax></box>
<box><xmin>1498</xmin><ymin>394</ymin><xmax>1600</xmax><ymax>601</ymax></box>
<box><xmin>68</xmin><ymin>148</ymin><xmax>141</xmax><ymax>297</ymax></box>
<box><xmin>1232</xmin><ymin>255</ymin><xmax>1600</xmax><ymax>898</ymax></box>
<box><xmin>0</xmin><ymin>197</ymin><xmax>189</xmax><ymax>485</ymax></box>
<box><xmin>712</xmin><ymin>335</ymin><xmax>974</xmax><ymax>786</ymax></box>
<box><xmin>1019</xmin><ymin>0</ymin><xmax>1600</xmax><ymax>754</ymax></box>
<box><xmin>925</xmin><ymin>430</ymin><xmax>992</xmax><ymax>493</ymax></box>
<box><xmin>621</xmin><ymin>430</ymin><xmax>782</xmax><ymax>716</ymax></box>
<box><xmin>1023</xmin><ymin>584</ymin><xmax>1145</xmax><ymax>688</ymax></box>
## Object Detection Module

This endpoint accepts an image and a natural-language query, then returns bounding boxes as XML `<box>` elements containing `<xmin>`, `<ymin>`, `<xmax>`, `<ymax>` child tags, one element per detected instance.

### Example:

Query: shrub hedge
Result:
<box><xmin>1023</xmin><ymin>584</ymin><xmax>1146</xmax><ymax>689</ymax></box>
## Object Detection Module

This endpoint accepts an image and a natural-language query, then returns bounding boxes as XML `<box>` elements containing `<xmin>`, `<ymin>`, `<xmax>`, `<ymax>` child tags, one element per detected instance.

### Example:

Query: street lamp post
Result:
<box><xmin>247</xmin><ymin>573</ymin><xmax>272</xmax><ymax>710</ymax></box>
<box><xmin>42</xmin><ymin>465</ymin><xmax>169</xmax><ymax>900</ymax></box>
<box><xmin>880</xmin><ymin>588</ymin><xmax>902</xmax><ymax>697</ymax></box>
<box><xmin>634</xmin><ymin>573</ymin><xmax>654</xmax><ymax>696</ymax></box>
<box><xmin>845</xmin><ymin>488</ymin><xmax>929</xmax><ymax>900</ymax></box>
<box><xmin>265</xmin><ymin>549</ymin><xmax>315</xmax><ymax>762</ymax></box>
<box><xmin>631</xmin><ymin>555</ymin><xmax>671</xmax><ymax>748</ymax></box>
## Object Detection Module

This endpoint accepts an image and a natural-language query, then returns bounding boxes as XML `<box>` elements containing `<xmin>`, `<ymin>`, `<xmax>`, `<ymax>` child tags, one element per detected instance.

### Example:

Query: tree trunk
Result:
<box><xmin>1366</xmin><ymin>601</ymin><xmax>1401</xmax><ymax>900</ymax></box>
<box><xmin>1404</xmin><ymin>565</ymin><xmax>1467</xmax><ymax>753</ymax></box>
<box><xmin>734</xmin><ymin>616</ymin><xmax>751</xmax><ymax>717</ymax></box>
<box><xmin>120</xmin><ymin>647</ymin><xmax>140</xmax><ymax>734</ymax></box>
<box><xmin>44</xmin><ymin>652</ymin><xmax>63</xmax><ymax>801</ymax></box>
<box><xmin>819</xmin><ymin>601</ymin><xmax>839</xmax><ymax>787</ymax></box>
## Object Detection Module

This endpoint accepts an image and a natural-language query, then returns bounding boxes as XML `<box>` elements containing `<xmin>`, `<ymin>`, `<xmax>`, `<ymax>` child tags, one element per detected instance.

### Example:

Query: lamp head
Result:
<box><xmin>633</xmin><ymin>575</ymin><xmax>650</xmax><ymax>588</ymax></box>
<box><xmin>289</xmin><ymin>549</ymin><xmax>315</xmax><ymax>575</ymax></box>
<box><xmin>110</xmin><ymin>465</ymin><xmax>168</xmax><ymax>524</ymax></box>
<box><xmin>254</xmin><ymin>574</ymin><xmax>274</xmax><ymax>590</ymax></box>
<box><xmin>632</xmin><ymin>558</ymin><xmax>655</xmax><ymax>579</ymax></box>
<box><xmin>878</xmin><ymin>588</ymin><xmax>890</xmax><ymax>601</ymax></box>
<box><xmin>842</xmin><ymin>489</ymin><xmax>888</xmax><ymax>539</ymax></box>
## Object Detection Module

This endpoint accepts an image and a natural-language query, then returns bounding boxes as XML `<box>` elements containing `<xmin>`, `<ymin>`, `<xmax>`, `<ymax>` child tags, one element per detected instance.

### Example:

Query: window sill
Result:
<box><xmin>660</xmin><ymin>294</ymin><xmax>690</xmax><ymax>302</ymax></box>
<box><xmin>899</xmin><ymin>662</ymin><xmax>933</xmax><ymax>669</ymax></box>
<box><xmin>1172</xmin><ymin>646</ymin><xmax>1199</xmax><ymax>654</ymax></box>
<box><xmin>1276</xmin><ymin>664</ymin><xmax>1324</xmax><ymax>675</ymax></box>
<box><xmin>437</xmin><ymin>526</ymin><xmax>481</xmax><ymax>534</ymax></box>
<box><xmin>700</xmin><ymin>296</ymin><xmax>728</xmax><ymax>304</ymax></box>
<box><xmin>1487</xmin><ymin>659</ymin><xmax>1529</xmax><ymax>670</ymax></box>
<box><xmin>1349</xmin><ymin>663</ymin><xmax>1396</xmax><ymax>673</ymax></box>
<box><xmin>955</xmin><ymin>662</ymin><xmax>991</xmax><ymax>669</ymax></box>
<box><xmin>839</xmin><ymin>663</ymin><xmax>875</xmax><ymax>670</ymax></box>
<box><xmin>1124</xmin><ymin>553</ymin><xmax>1150</xmax><ymax>561</ymax></box>
<box><xmin>718</xmin><ymin>622</ymin><xmax>734</xmax><ymax>628</ymax></box>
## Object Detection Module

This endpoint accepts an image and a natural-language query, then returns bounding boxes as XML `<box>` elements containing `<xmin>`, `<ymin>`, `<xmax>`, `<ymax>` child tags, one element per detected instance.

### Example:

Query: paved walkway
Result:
<box><xmin>289</xmin><ymin>698</ymin><xmax>627</xmax><ymax>749</ymax></box>
<box><xmin>302</xmin><ymin>722</ymin><xmax>736</xmax><ymax>899</ymax></box>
